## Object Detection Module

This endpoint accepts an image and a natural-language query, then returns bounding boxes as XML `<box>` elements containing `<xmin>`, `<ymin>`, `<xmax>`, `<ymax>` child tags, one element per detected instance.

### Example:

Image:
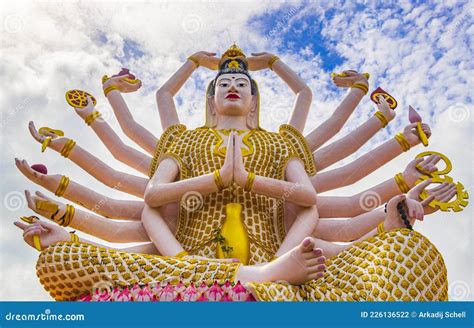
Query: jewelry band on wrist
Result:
<box><xmin>84</xmin><ymin>111</ymin><xmax>102</xmax><ymax>126</ymax></box>
<box><xmin>55</xmin><ymin>176</ymin><xmax>70</xmax><ymax>197</ymax></box>
<box><xmin>351</xmin><ymin>82</ymin><xmax>369</xmax><ymax>94</ymax></box>
<box><xmin>103</xmin><ymin>85</ymin><xmax>119</xmax><ymax>97</ymax></box>
<box><xmin>397</xmin><ymin>203</ymin><xmax>413</xmax><ymax>230</ymax></box>
<box><xmin>213</xmin><ymin>170</ymin><xmax>225</xmax><ymax>190</ymax></box>
<box><xmin>175</xmin><ymin>250</ymin><xmax>189</xmax><ymax>258</ymax></box>
<box><xmin>69</xmin><ymin>231</ymin><xmax>79</xmax><ymax>243</ymax></box>
<box><xmin>187</xmin><ymin>56</ymin><xmax>199</xmax><ymax>68</ymax></box>
<box><xmin>244</xmin><ymin>172</ymin><xmax>256</xmax><ymax>192</ymax></box>
<box><xmin>394</xmin><ymin>173</ymin><xmax>410</xmax><ymax>193</ymax></box>
<box><xmin>377</xmin><ymin>221</ymin><xmax>385</xmax><ymax>234</ymax></box>
<box><xmin>394</xmin><ymin>133</ymin><xmax>411</xmax><ymax>152</ymax></box>
<box><xmin>60</xmin><ymin>139</ymin><xmax>76</xmax><ymax>158</ymax></box>
<box><xmin>268</xmin><ymin>55</ymin><xmax>280</xmax><ymax>70</ymax></box>
<box><xmin>56</xmin><ymin>204</ymin><xmax>74</xmax><ymax>227</ymax></box>
<box><xmin>374</xmin><ymin>111</ymin><xmax>389</xmax><ymax>127</ymax></box>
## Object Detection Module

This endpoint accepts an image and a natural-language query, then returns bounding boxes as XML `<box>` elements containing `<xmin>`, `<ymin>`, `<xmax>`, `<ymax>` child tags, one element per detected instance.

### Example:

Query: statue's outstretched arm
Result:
<box><xmin>156</xmin><ymin>51</ymin><xmax>219</xmax><ymax>130</ymax></box>
<box><xmin>304</xmin><ymin>71</ymin><xmax>369</xmax><ymax>151</ymax></box>
<box><xmin>23</xmin><ymin>190</ymin><xmax>150</xmax><ymax>243</ymax></box>
<box><xmin>247</xmin><ymin>52</ymin><xmax>312</xmax><ymax>132</ymax></box>
<box><xmin>15</xmin><ymin>158</ymin><xmax>143</xmax><ymax>220</ymax></box>
<box><xmin>313</xmin><ymin>96</ymin><xmax>395</xmax><ymax>171</ymax></box>
<box><xmin>312</xmin><ymin>122</ymin><xmax>431</xmax><ymax>193</ymax></box>
<box><xmin>316</xmin><ymin>154</ymin><xmax>441</xmax><ymax>219</ymax></box>
<box><xmin>102</xmin><ymin>74</ymin><xmax>159</xmax><ymax>155</ymax></box>
<box><xmin>72</xmin><ymin>96</ymin><xmax>152</xmax><ymax>176</ymax></box>
<box><xmin>28</xmin><ymin>122</ymin><xmax>147</xmax><ymax>198</ymax></box>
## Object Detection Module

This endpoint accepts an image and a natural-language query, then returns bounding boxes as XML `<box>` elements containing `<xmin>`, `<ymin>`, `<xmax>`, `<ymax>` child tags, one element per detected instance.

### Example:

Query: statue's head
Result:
<box><xmin>205</xmin><ymin>44</ymin><xmax>260</xmax><ymax>129</ymax></box>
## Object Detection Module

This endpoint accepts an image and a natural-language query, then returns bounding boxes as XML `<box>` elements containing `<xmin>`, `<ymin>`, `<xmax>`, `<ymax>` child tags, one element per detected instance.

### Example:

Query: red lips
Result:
<box><xmin>225</xmin><ymin>93</ymin><xmax>240</xmax><ymax>99</ymax></box>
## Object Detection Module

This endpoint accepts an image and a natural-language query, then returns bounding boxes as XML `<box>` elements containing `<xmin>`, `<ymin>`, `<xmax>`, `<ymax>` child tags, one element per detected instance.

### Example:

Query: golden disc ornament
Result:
<box><xmin>65</xmin><ymin>90</ymin><xmax>97</xmax><ymax>108</ymax></box>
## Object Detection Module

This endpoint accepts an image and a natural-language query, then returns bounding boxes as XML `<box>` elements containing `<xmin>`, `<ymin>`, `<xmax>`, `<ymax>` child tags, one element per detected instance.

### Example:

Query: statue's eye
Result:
<box><xmin>219</xmin><ymin>83</ymin><xmax>229</xmax><ymax>87</ymax></box>
<box><xmin>237</xmin><ymin>83</ymin><xmax>247</xmax><ymax>87</ymax></box>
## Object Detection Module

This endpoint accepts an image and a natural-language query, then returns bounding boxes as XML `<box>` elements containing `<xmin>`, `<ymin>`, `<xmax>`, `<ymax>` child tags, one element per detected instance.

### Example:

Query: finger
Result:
<box><xmin>421</xmin><ymin>195</ymin><xmax>435</xmax><ymax>207</ymax></box>
<box><xmin>439</xmin><ymin>189</ymin><xmax>457</xmax><ymax>202</ymax></box>
<box><xmin>203</xmin><ymin>51</ymin><xmax>216</xmax><ymax>56</ymax></box>
<box><xmin>424</xmin><ymin>154</ymin><xmax>437</xmax><ymax>166</ymax></box>
<box><xmin>404</xmin><ymin>123</ymin><xmax>418</xmax><ymax>132</ymax></box>
<box><xmin>417</xmin><ymin>203</ymin><xmax>424</xmax><ymax>220</ymax></box>
<box><xmin>250</xmin><ymin>52</ymin><xmax>266</xmax><ymax>56</ymax></box>
<box><xmin>35</xmin><ymin>190</ymin><xmax>56</xmax><ymax>203</ymax></box>
<box><xmin>28</xmin><ymin>121</ymin><xmax>43</xmax><ymax>142</ymax></box>
<box><xmin>24</xmin><ymin>190</ymin><xmax>36</xmax><ymax>211</ymax></box>
<box><xmin>430</xmin><ymin>182</ymin><xmax>451</xmax><ymax>195</ymax></box>
<box><xmin>342</xmin><ymin>70</ymin><xmax>357</xmax><ymax>75</ymax></box>
<box><xmin>14</xmin><ymin>221</ymin><xmax>29</xmax><ymax>230</ymax></box>
<box><xmin>37</xmin><ymin>220</ymin><xmax>54</xmax><ymax>231</ymax></box>
<box><xmin>410</xmin><ymin>179</ymin><xmax>432</xmax><ymax>196</ymax></box>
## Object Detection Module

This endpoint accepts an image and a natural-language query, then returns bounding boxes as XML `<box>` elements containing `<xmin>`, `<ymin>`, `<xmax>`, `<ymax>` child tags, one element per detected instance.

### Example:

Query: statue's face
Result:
<box><xmin>214</xmin><ymin>73</ymin><xmax>253</xmax><ymax>116</ymax></box>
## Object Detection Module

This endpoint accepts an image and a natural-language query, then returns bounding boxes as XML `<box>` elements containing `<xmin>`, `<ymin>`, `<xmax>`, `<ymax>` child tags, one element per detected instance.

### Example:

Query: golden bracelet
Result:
<box><xmin>60</xmin><ymin>139</ymin><xmax>76</xmax><ymax>158</ymax></box>
<box><xmin>351</xmin><ymin>83</ymin><xmax>369</xmax><ymax>94</ymax></box>
<box><xmin>377</xmin><ymin>221</ymin><xmax>385</xmax><ymax>234</ymax></box>
<box><xmin>394</xmin><ymin>173</ymin><xmax>410</xmax><ymax>193</ymax></box>
<box><xmin>187</xmin><ymin>56</ymin><xmax>199</xmax><ymax>68</ymax></box>
<box><xmin>175</xmin><ymin>250</ymin><xmax>189</xmax><ymax>258</ymax></box>
<box><xmin>213</xmin><ymin>170</ymin><xmax>225</xmax><ymax>191</ymax></box>
<box><xmin>61</xmin><ymin>204</ymin><xmax>75</xmax><ymax>227</ymax></box>
<box><xmin>394</xmin><ymin>133</ymin><xmax>411</xmax><ymax>152</ymax></box>
<box><xmin>70</xmin><ymin>231</ymin><xmax>79</xmax><ymax>243</ymax></box>
<box><xmin>268</xmin><ymin>55</ymin><xmax>280</xmax><ymax>70</ymax></box>
<box><xmin>103</xmin><ymin>85</ymin><xmax>119</xmax><ymax>97</ymax></box>
<box><xmin>244</xmin><ymin>172</ymin><xmax>256</xmax><ymax>192</ymax></box>
<box><xmin>54</xmin><ymin>176</ymin><xmax>70</xmax><ymax>197</ymax></box>
<box><xmin>374</xmin><ymin>111</ymin><xmax>389</xmax><ymax>127</ymax></box>
<box><xmin>84</xmin><ymin>111</ymin><xmax>102</xmax><ymax>126</ymax></box>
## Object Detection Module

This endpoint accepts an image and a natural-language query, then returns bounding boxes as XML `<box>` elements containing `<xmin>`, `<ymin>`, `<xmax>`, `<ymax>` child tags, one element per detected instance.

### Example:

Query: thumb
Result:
<box><xmin>387</xmin><ymin>194</ymin><xmax>406</xmax><ymax>214</ymax></box>
<box><xmin>37</xmin><ymin>220</ymin><xmax>55</xmax><ymax>231</ymax></box>
<box><xmin>404</xmin><ymin>123</ymin><xmax>418</xmax><ymax>131</ymax></box>
<box><xmin>409</xmin><ymin>157</ymin><xmax>425</xmax><ymax>167</ymax></box>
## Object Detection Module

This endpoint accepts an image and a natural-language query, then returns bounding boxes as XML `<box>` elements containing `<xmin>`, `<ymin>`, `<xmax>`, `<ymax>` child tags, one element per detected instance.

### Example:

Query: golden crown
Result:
<box><xmin>221</xmin><ymin>43</ymin><xmax>246</xmax><ymax>60</ymax></box>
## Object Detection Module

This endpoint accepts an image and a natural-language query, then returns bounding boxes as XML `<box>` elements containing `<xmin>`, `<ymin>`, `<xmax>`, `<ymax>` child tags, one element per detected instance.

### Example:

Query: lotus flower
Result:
<box><xmin>135</xmin><ymin>285</ymin><xmax>154</xmax><ymax>302</ymax></box>
<box><xmin>206</xmin><ymin>281</ymin><xmax>225</xmax><ymax>302</ymax></box>
<box><xmin>182</xmin><ymin>282</ymin><xmax>199</xmax><ymax>302</ymax></box>
<box><xmin>229</xmin><ymin>281</ymin><xmax>248</xmax><ymax>301</ymax></box>
<box><xmin>159</xmin><ymin>282</ymin><xmax>176</xmax><ymax>301</ymax></box>
<box><xmin>115</xmin><ymin>287</ymin><xmax>132</xmax><ymax>302</ymax></box>
<box><xmin>112</xmin><ymin>68</ymin><xmax>136</xmax><ymax>80</ymax></box>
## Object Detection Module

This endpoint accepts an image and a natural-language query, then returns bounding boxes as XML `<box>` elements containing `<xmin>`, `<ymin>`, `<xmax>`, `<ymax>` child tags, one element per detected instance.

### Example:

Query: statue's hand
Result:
<box><xmin>332</xmin><ymin>70</ymin><xmax>368</xmax><ymax>88</ymax></box>
<box><xmin>248</xmin><ymin>52</ymin><xmax>274</xmax><ymax>71</ymax></box>
<box><xmin>103</xmin><ymin>74</ymin><xmax>142</xmax><ymax>93</ymax></box>
<box><xmin>384</xmin><ymin>180</ymin><xmax>431</xmax><ymax>230</ymax></box>
<box><xmin>402</xmin><ymin>122</ymin><xmax>432</xmax><ymax>146</ymax></box>
<box><xmin>233</xmin><ymin>132</ymin><xmax>248</xmax><ymax>188</ymax></box>
<box><xmin>402</xmin><ymin>154</ymin><xmax>441</xmax><ymax>185</ymax></box>
<box><xmin>191</xmin><ymin>51</ymin><xmax>219</xmax><ymax>70</ymax></box>
<box><xmin>15</xmin><ymin>158</ymin><xmax>62</xmax><ymax>191</ymax></box>
<box><xmin>219</xmin><ymin>131</ymin><xmax>234</xmax><ymax>187</ymax></box>
<box><xmin>376</xmin><ymin>95</ymin><xmax>395</xmax><ymax>122</ymax></box>
<box><xmin>28</xmin><ymin>121</ymin><xmax>69</xmax><ymax>153</ymax></box>
<box><xmin>24</xmin><ymin>189</ymin><xmax>67</xmax><ymax>223</ymax></box>
<box><xmin>413</xmin><ymin>181</ymin><xmax>457</xmax><ymax>215</ymax></box>
<box><xmin>14</xmin><ymin>217</ymin><xmax>69</xmax><ymax>251</ymax></box>
<box><xmin>73</xmin><ymin>95</ymin><xmax>96</xmax><ymax>120</ymax></box>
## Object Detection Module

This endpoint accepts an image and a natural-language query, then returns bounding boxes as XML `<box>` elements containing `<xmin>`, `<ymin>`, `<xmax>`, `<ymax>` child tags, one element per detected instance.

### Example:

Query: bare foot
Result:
<box><xmin>236</xmin><ymin>237</ymin><xmax>326</xmax><ymax>285</ymax></box>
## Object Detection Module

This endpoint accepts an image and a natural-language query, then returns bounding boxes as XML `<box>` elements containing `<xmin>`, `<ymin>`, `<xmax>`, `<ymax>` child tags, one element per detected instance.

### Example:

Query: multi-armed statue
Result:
<box><xmin>14</xmin><ymin>44</ymin><xmax>467</xmax><ymax>301</ymax></box>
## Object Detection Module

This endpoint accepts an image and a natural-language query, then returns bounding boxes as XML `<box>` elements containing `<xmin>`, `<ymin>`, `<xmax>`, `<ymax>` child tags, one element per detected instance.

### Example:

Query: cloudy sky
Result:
<box><xmin>1</xmin><ymin>0</ymin><xmax>472</xmax><ymax>301</ymax></box>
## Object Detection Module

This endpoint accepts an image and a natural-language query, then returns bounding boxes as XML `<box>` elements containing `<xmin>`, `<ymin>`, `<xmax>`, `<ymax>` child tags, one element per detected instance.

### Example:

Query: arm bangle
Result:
<box><xmin>268</xmin><ymin>55</ymin><xmax>280</xmax><ymax>70</ymax></box>
<box><xmin>394</xmin><ymin>173</ymin><xmax>410</xmax><ymax>193</ymax></box>
<box><xmin>84</xmin><ymin>111</ymin><xmax>102</xmax><ymax>126</ymax></box>
<box><xmin>374</xmin><ymin>111</ymin><xmax>389</xmax><ymax>127</ymax></box>
<box><xmin>213</xmin><ymin>170</ymin><xmax>225</xmax><ymax>191</ymax></box>
<box><xmin>394</xmin><ymin>133</ymin><xmax>411</xmax><ymax>152</ymax></box>
<box><xmin>54</xmin><ymin>176</ymin><xmax>70</xmax><ymax>197</ymax></box>
<box><xmin>60</xmin><ymin>139</ymin><xmax>76</xmax><ymax>158</ymax></box>
<box><xmin>377</xmin><ymin>221</ymin><xmax>385</xmax><ymax>234</ymax></box>
<box><xmin>244</xmin><ymin>172</ymin><xmax>256</xmax><ymax>192</ymax></box>
<box><xmin>70</xmin><ymin>231</ymin><xmax>79</xmax><ymax>243</ymax></box>
<box><xmin>351</xmin><ymin>83</ymin><xmax>369</xmax><ymax>94</ymax></box>
<box><xmin>187</xmin><ymin>56</ymin><xmax>199</xmax><ymax>68</ymax></box>
<box><xmin>103</xmin><ymin>85</ymin><xmax>119</xmax><ymax>97</ymax></box>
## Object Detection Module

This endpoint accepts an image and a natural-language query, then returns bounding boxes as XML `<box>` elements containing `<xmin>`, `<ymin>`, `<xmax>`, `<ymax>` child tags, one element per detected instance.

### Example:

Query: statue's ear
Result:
<box><xmin>250</xmin><ymin>95</ymin><xmax>258</xmax><ymax>113</ymax></box>
<box><xmin>208</xmin><ymin>95</ymin><xmax>217</xmax><ymax>116</ymax></box>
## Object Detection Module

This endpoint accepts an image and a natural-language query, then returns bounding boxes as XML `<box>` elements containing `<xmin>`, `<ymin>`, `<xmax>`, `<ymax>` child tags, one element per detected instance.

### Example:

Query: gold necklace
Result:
<box><xmin>217</xmin><ymin>128</ymin><xmax>248</xmax><ymax>136</ymax></box>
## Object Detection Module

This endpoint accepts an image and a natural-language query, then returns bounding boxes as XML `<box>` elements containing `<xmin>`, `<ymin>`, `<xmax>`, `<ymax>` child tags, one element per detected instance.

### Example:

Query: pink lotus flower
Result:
<box><xmin>130</xmin><ymin>284</ymin><xmax>142</xmax><ymax>299</ymax></box>
<box><xmin>175</xmin><ymin>281</ymin><xmax>185</xmax><ymax>293</ymax></box>
<box><xmin>174</xmin><ymin>293</ymin><xmax>183</xmax><ymax>302</ymax></box>
<box><xmin>206</xmin><ymin>281</ymin><xmax>224</xmax><ymax>302</ymax></box>
<box><xmin>222</xmin><ymin>280</ymin><xmax>232</xmax><ymax>293</ymax></box>
<box><xmin>182</xmin><ymin>282</ymin><xmax>199</xmax><ymax>302</ymax></box>
<box><xmin>115</xmin><ymin>287</ymin><xmax>132</xmax><ymax>302</ymax></box>
<box><xmin>222</xmin><ymin>294</ymin><xmax>233</xmax><ymax>302</ymax></box>
<box><xmin>159</xmin><ymin>282</ymin><xmax>176</xmax><ymax>301</ymax></box>
<box><xmin>196</xmin><ymin>293</ymin><xmax>208</xmax><ymax>302</ymax></box>
<box><xmin>92</xmin><ymin>289</ymin><xmax>111</xmax><ymax>302</ymax></box>
<box><xmin>197</xmin><ymin>282</ymin><xmax>208</xmax><ymax>293</ymax></box>
<box><xmin>135</xmin><ymin>285</ymin><xmax>154</xmax><ymax>302</ymax></box>
<box><xmin>229</xmin><ymin>281</ymin><xmax>248</xmax><ymax>302</ymax></box>
<box><xmin>112</xmin><ymin>68</ymin><xmax>136</xmax><ymax>80</ymax></box>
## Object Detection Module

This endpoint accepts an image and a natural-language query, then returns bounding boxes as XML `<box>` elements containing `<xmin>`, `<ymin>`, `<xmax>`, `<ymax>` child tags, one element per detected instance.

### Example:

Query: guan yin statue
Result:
<box><xmin>14</xmin><ymin>44</ymin><xmax>469</xmax><ymax>301</ymax></box>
